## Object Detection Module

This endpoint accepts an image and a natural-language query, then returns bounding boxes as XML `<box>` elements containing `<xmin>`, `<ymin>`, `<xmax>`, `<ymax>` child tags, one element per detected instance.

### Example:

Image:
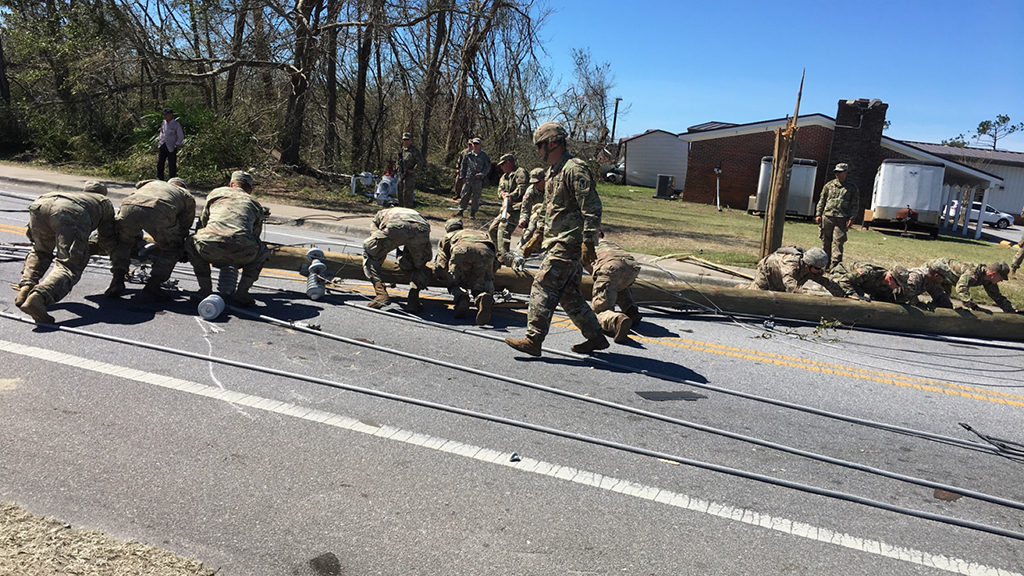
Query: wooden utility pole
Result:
<box><xmin>759</xmin><ymin>70</ymin><xmax>804</xmax><ymax>260</ymax></box>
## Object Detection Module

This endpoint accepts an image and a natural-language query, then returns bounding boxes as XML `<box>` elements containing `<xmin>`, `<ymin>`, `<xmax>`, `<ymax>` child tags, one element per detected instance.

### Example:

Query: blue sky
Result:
<box><xmin>540</xmin><ymin>0</ymin><xmax>1024</xmax><ymax>151</ymax></box>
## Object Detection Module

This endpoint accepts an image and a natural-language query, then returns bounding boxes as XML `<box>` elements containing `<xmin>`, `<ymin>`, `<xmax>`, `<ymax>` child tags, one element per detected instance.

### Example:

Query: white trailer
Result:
<box><xmin>749</xmin><ymin>156</ymin><xmax>818</xmax><ymax>217</ymax></box>
<box><xmin>867</xmin><ymin>159</ymin><xmax>945</xmax><ymax>237</ymax></box>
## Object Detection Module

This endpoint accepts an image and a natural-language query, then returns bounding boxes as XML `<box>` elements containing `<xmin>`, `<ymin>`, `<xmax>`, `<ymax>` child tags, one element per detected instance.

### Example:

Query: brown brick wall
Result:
<box><xmin>683</xmin><ymin>125</ymin><xmax>834</xmax><ymax>209</ymax></box>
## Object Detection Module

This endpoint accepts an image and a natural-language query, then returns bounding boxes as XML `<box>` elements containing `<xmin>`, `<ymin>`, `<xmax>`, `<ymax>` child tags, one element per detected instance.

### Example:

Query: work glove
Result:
<box><xmin>521</xmin><ymin>234</ymin><xmax>542</xmax><ymax>258</ymax></box>
<box><xmin>582</xmin><ymin>241</ymin><xmax>597</xmax><ymax>268</ymax></box>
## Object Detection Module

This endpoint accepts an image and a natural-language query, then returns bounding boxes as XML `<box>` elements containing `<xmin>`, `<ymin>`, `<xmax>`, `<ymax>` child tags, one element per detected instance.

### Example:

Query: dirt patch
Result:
<box><xmin>0</xmin><ymin>502</ymin><xmax>216</xmax><ymax>576</ymax></box>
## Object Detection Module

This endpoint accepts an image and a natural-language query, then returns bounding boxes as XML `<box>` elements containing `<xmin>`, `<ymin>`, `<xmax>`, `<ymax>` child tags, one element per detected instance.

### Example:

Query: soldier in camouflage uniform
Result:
<box><xmin>456</xmin><ymin>138</ymin><xmax>491</xmax><ymax>219</ymax></box>
<box><xmin>487</xmin><ymin>153</ymin><xmax>531</xmax><ymax>258</ymax></box>
<box><xmin>16</xmin><ymin>181</ymin><xmax>116</xmax><ymax>323</ymax></box>
<box><xmin>397</xmin><ymin>132</ymin><xmax>424</xmax><ymax>208</ymax></box>
<box><xmin>815</xmin><ymin>163</ymin><xmax>859</xmax><ymax>268</ymax></box>
<box><xmin>830</xmin><ymin>262</ymin><xmax>910</xmax><ymax>303</ymax></box>
<box><xmin>515</xmin><ymin>168</ymin><xmax>547</xmax><ymax>254</ymax></box>
<box><xmin>184</xmin><ymin>171</ymin><xmax>269</xmax><ymax>306</ymax></box>
<box><xmin>901</xmin><ymin>266</ymin><xmax>954</xmax><ymax>310</ymax></box>
<box><xmin>105</xmin><ymin>178</ymin><xmax>196</xmax><ymax>301</ymax></box>
<box><xmin>505</xmin><ymin>121</ymin><xmax>609</xmax><ymax>356</ymax></box>
<box><xmin>923</xmin><ymin>258</ymin><xmax>1017</xmax><ymax>313</ymax></box>
<box><xmin>1011</xmin><ymin>205</ymin><xmax>1024</xmax><ymax>275</ymax></box>
<box><xmin>363</xmin><ymin>206</ymin><xmax>433</xmax><ymax>312</ymax></box>
<box><xmin>586</xmin><ymin>236</ymin><xmax>642</xmax><ymax>343</ymax></box>
<box><xmin>435</xmin><ymin>218</ymin><xmax>496</xmax><ymax>325</ymax></box>
<box><xmin>748</xmin><ymin>246</ymin><xmax>845</xmax><ymax>296</ymax></box>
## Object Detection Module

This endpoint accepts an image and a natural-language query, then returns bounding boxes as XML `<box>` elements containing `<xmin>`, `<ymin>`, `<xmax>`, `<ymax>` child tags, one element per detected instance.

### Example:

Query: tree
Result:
<box><xmin>944</xmin><ymin>114</ymin><xmax>1024</xmax><ymax>151</ymax></box>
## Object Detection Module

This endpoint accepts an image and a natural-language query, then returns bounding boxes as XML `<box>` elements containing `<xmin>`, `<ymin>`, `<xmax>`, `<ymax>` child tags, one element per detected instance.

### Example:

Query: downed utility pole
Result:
<box><xmin>265</xmin><ymin>244</ymin><xmax>1024</xmax><ymax>342</ymax></box>
<box><xmin>759</xmin><ymin>70</ymin><xmax>804</xmax><ymax>260</ymax></box>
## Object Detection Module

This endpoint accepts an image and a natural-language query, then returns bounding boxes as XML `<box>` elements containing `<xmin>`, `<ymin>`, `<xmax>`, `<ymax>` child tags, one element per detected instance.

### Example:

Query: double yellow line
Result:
<box><xmin>0</xmin><ymin>223</ymin><xmax>26</xmax><ymax>236</ymax></box>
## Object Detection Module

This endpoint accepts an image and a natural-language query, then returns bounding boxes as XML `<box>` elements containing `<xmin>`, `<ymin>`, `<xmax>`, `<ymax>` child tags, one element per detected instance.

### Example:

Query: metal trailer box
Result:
<box><xmin>870</xmin><ymin>160</ymin><xmax>945</xmax><ymax>226</ymax></box>
<box><xmin>754</xmin><ymin>157</ymin><xmax>818</xmax><ymax>216</ymax></box>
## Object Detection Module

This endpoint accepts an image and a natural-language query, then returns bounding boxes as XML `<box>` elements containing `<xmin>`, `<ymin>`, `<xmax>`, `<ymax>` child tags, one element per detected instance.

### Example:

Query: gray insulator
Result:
<box><xmin>306</xmin><ymin>259</ymin><xmax>328</xmax><ymax>300</ymax></box>
<box><xmin>306</xmin><ymin>248</ymin><xmax>325</xmax><ymax>262</ymax></box>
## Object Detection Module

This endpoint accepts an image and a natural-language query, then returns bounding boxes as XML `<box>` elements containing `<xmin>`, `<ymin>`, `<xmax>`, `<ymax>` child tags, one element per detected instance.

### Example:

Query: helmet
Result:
<box><xmin>802</xmin><ymin>247</ymin><xmax>828</xmax><ymax>269</ymax></box>
<box><xmin>445</xmin><ymin>218</ymin><xmax>464</xmax><ymax>233</ymax></box>
<box><xmin>83</xmin><ymin>180</ymin><xmax>108</xmax><ymax>196</ymax></box>
<box><xmin>533</xmin><ymin>121</ymin><xmax>567</xmax><ymax>146</ymax></box>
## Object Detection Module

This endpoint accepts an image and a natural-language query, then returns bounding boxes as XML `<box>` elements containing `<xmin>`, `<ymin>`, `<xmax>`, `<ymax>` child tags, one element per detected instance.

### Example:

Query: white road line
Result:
<box><xmin>0</xmin><ymin>338</ymin><xmax>1018</xmax><ymax>576</ymax></box>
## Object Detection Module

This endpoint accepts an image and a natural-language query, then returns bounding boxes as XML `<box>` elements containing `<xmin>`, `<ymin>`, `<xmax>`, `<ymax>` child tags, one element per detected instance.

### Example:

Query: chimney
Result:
<box><xmin>828</xmin><ymin>99</ymin><xmax>888</xmax><ymax>221</ymax></box>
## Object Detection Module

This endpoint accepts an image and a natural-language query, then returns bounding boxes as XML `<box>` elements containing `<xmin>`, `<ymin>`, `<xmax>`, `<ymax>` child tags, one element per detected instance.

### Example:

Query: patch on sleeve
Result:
<box><xmin>576</xmin><ymin>176</ymin><xmax>591</xmax><ymax>191</ymax></box>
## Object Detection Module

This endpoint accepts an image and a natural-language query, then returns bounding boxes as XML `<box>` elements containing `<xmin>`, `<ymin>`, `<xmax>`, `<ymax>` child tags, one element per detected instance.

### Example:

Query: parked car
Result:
<box><xmin>944</xmin><ymin>201</ymin><xmax>1016</xmax><ymax>229</ymax></box>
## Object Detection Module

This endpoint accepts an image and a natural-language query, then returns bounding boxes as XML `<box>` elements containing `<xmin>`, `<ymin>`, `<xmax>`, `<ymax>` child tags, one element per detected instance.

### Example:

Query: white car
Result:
<box><xmin>945</xmin><ymin>201</ymin><xmax>1016</xmax><ymax>229</ymax></box>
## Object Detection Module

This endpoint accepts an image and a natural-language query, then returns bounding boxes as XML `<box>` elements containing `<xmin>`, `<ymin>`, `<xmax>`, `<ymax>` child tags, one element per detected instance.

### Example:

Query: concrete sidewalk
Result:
<box><xmin>0</xmin><ymin>163</ymin><xmax>751</xmax><ymax>287</ymax></box>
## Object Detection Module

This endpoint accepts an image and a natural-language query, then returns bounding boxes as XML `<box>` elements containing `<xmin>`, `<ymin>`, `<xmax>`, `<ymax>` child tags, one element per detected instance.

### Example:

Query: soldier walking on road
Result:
<box><xmin>455</xmin><ymin>138</ymin><xmax>490</xmax><ymax>219</ymax></box>
<box><xmin>397</xmin><ymin>132</ymin><xmax>424</xmax><ymax>208</ymax></box>
<box><xmin>105</xmin><ymin>178</ymin><xmax>196</xmax><ymax>301</ymax></box>
<box><xmin>362</xmin><ymin>206</ymin><xmax>433</xmax><ymax>312</ymax></box>
<box><xmin>586</xmin><ymin>236</ymin><xmax>643</xmax><ymax>343</ymax></box>
<box><xmin>487</xmin><ymin>153</ymin><xmax>530</xmax><ymax>259</ymax></box>
<box><xmin>748</xmin><ymin>246</ymin><xmax>845</xmax><ymax>296</ymax></box>
<box><xmin>16</xmin><ymin>181</ymin><xmax>116</xmax><ymax>323</ymax></box>
<box><xmin>434</xmin><ymin>218</ymin><xmax>496</xmax><ymax>325</ymax></box>
<box><xmin>505</xmin><ymin>121</ymin><xmax>609</xmax><ymax>357</ymax></box>
<box><xmin>184</xmin><ymin>171</ymin><xmax>269</xmax><ymax>307</ymax></box>
<box><xmin>924</xmin><ymin>258</ymin><xmax>1017</xmax><ymax>313</ymax></box>
<box><xmin>815</xmin><ymin>163</ymin><xmax>859</xmax><ymax>268</ymax></box>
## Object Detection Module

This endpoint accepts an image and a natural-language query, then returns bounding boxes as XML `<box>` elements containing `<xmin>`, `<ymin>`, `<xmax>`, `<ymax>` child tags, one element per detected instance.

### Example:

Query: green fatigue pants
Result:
<box><xmin>20</xmin><ymin>199</ymin><xmax>93</xmax><ymax>305</ymax></box>
<box><xmin>459</xmin><ymin>179</ymin><xmax>484</xmax><ymax>218</ymax></box>
<box><xmin>397</xmin><ymin>175</ymin><xmax>416</xmax><ymax>209</ymax></box>
<box><xmin>487</xmin><ymin>209</ymin><xmax>521</xmax><ymax>256</ymax></box>
<box><xmin>446</xmin><ymin>244</ymin><xmax>495</xmax><ymax>299</ymax></box>
<box><xmin>819</xmin><ymin>215</ymin><xmax>848</xmax><ymax>266</ymax></box>
<box><xmin>591</xmin><ymin>259</ymin><xmax>641</xmax><ymax>335</ymax></box>
<box><xmin>186</xmin><ymin>234</ymin><xmax>269</xmax><ymax>284</ymax></box>
<box><xmin>1012</xmin><ymin>235</ymin><xmax>1024</xmax><ymax>272</ymax></box>
<box><xmin>526</xmin><ymin>254</ymin><xmax>603</xmax><ymax>342</ymax></box>
<box><xmin>109</xmin><ymin>203</ymin><xmax>187</xmax><ymax>284</ymax></box>
<box><xmin>363</xmin><ymin>220</ymin><xmax>432</xmax><ymax>290</ymax></box>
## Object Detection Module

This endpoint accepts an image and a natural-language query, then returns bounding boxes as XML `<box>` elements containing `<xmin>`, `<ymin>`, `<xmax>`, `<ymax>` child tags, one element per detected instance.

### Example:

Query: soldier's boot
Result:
<box><xmin>141</xmin><ymin>279</ymin><xmax>172</xmax><ymax>302</ymax></box>
<box><xmin>453</xmin><ymin>293</ymin><xmax>471</xmax><ymax>318</ymax></box>
<box><xmin>612</xmin><ymin>315</ymin><xmax>632</xmax><ymax>344</ymax></box>
<box><xmin>232</xmin><ymin>276</ymin><xmax>257</xmax><ymax>307</ymax></box>
<box><xmin>14</xmin><ymin>285</ymin><xmax>33</xmax><ymax>308</ymax></box>
<box><xmin>505</xmin><ymin>335</ymin><xmax>542</xmax><ymax>357</ymax></box>
<box><xmin>475</xmin><ymin>293</ymin><xmax>494</xmax><ymax>326</ymax></box>
<box><xmin>405</xmin><ymin>288</ymin><xmax>423</xmax><ymax>313</ymax></box>
<box><xmin>190</xmin><ymin>275</ymin><xmax>214</xmax><ymax>303</ymax></box>
<box><xmin>20</xmin><ymin>292</ymin><xmax>54</xmax><ymax>324</ymax></box>
<box><xmin>571</xmin><ymin>334</ymin><xmax>610</xmax><ymax>354</ymax></box>
<box><xmin>368</xmin><ymin>282</ymin><xmax>391</xmax><ymax>309</ymax></box>
<box><xmin>104</xmin><ymin>269</ymin><xmax>128</xmax><ymax>298</ymax></box>
<box><xmin>454</xmin><ymin>210</ymin><xmax>465</xmax><ymax>217</ymax></box>
<box><xmin>623</xmin><ymin>305</ymin><xmax>643</xmax><ymax>327</ymax></box>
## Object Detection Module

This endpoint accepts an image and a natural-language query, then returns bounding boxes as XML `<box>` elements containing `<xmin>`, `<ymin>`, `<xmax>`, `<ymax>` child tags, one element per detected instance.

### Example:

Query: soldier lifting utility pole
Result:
<box><xmin>759</xmin><ymin>70</ymin><xmax>804</xmax><ymax>260</ymax></box>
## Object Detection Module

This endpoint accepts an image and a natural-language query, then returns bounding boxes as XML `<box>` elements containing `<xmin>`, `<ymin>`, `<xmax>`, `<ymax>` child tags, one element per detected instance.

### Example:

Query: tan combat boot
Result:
<box><xmin>368</xmin><ymin>282</ymin><xmax>390</xmax><ymax>309</ymax></box>
<box><xmin>475</xmin><ymin>293</ymin><xmax>493</xmax><ymax>326</ymax></box>
<box><xmin>612</xmin><ymin>315</ymin><xmax>632</xmax><ymax>343</ymax></box>
<box><xmin>232</xmin><ymin>276</ymin><xmax>257</xmax><ymax>307</ymax></box>
<box><xmin>453</xmin><ymin>293</ymin><xmax>471</xmax><ymax>318</ymax></box>
<box><xmin>505</xmin><ymin>335</ymin><xmax>542</xmax><ymax>357</ymax></box>
<box><xmin>104</xmin><ymin>269</ymin><xmax>128</xmax><ymax>298</ymax></box>
<box><xmin>14</xmin><ymin>285</ymin><xmax>32</xmax><ymax>307</ymax></box>
<box><xmin>406</xmin><ymin>288</ymin><xmax>423</xmax><ymax>313</ymax></box>
<box><xmin>571</xmin><ymin>334</ymin><xmax>610</xmax><ymax>354</ymax></box>
<box><xmin>20</xmin><ymin>292</ymin><xmax>54</xmax><ymax>324</ymax></box>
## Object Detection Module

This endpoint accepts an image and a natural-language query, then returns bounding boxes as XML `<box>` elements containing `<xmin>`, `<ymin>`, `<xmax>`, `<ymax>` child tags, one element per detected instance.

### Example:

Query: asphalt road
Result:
<box><xmin>1</xmin><ymin>182</ymin><xmax>1023</xmax><ymax>576</ymax></box>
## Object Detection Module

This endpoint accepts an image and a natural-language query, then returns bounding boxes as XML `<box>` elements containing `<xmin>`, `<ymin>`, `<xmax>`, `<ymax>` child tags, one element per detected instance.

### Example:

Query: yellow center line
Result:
<box><xmin>0</xmin><ymin>223</ymin><xmax>27</xmax><ymax>234</ymax></box>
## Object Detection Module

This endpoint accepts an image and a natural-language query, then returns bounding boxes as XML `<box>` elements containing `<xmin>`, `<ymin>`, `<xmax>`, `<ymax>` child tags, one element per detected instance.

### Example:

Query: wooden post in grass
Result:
<box><xmin>759</xmin><ymin>71</ymin><xmax>804</xmax><ymax>260</ymax></box>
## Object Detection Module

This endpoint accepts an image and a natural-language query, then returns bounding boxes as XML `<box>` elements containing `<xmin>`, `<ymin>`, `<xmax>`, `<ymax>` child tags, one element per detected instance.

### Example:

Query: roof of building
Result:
<box><xmin>685</xmin><ymin>121</ymin><xmax>739</xmax><ymax>133</ymax></box>
<box><xmin>619</xmin><ymin>129</ymin><xmax>680</xmax><ymax>143</ymax></box>
<box><xmin>900</xmin><ymin>141</ymin><xmax>1024</xmax><ymax>168</ymax></box>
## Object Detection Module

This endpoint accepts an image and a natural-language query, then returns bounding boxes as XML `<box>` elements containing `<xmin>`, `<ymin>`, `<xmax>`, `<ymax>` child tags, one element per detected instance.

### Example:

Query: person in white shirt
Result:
<box><xmin>157</xmin><ymin>107</ymin><xmax>185</xmax><ymax>180</ymax></box>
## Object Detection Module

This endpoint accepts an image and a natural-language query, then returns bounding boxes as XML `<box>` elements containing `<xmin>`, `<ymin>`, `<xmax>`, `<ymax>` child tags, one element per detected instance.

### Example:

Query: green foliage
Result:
<box><xmin>945</xmin><ymin>114</ymin><xmax>1023</xmax><ymax>151</ymax></box>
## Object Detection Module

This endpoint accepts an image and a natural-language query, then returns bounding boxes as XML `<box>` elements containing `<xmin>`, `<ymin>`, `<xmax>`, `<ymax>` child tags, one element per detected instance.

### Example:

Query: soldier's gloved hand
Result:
<box><xmin>582</xmin><ymin>241</ymin><xmax>597</xmax><ymax>268</ymax></box>
<box><xmin>521</xmin><ymin>234</ymin><xmax>542</xmax><ymax>258</ymax></box>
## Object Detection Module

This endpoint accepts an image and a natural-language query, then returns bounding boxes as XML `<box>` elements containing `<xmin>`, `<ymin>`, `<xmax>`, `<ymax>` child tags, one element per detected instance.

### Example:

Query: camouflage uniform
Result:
<box><xmin>363</xmin><ymin>207</ymin><xmax>433</xmax><ymax>291</ymax></box>
<box><xmin>185</xmin><ymin>185</ymin><xmax>269</xmax><ymax>286</ymax></box>
<box><xmin>902</xmin><ymin>266</ymin><xmax>953</xmax><ymax>309</ymax></box>
<box><xmin>20</xmin><ymin>190</ymin><xmax>116</xmax><ymax>305</ymax></box>
<box><xmin>435</xmin><ymin>228</ymin><xmax>496</xmax><ymax>303</ymax></box>
<box><xmin>816</xmin><ymin>177</ymin><xmax>859</xmax><ymax>266</ymax></box>
<box><xmin>587</xmin><ymin>239</ymin><xmax>642</xmax><ymax>336</ymax></box>
<box><xmin>1012</xmin><ymin>205</ymin><xmax>1024</xmax><ymax>273</ymax></box>
<box><xmin>925</xmin><ymin>258</ymin><xmax>1015</xmax><ymax>312</ymax></box>
<box><xmin>397</xmin><ymin>143</ymin><xmax>424</xmax><ymax>208</ymax></box>
<box><xmin>458</xmin><ymin>148</ymin><xmax>491</xmax><ymax>217</ymax></box>
<box><xmin>109</xmin><ymin>180</ymin><xmax>196</xmax><ymax>285</ymax></box>
<box><xmin>487</xmin><ymin>164</ymin><xmax>530</xmax><ymax>255</ymax></box>
<box><xmin>830</xmin><ymin>262</ymin><xmax>899</xmax><ymax>302</ymax></box>
<box><xmin>525</xmin><ymin>151</ymin><xmax>604</xmax><ymax>342</ymax></box>
<box><xmin>519</xmin><ymin>202</ymin><xmax>545</xmax><ymax>251</ymax></box>
<box><xmin>748</xmin><ymin>247</ymin><xmax>845</xmax><ymax>295</ymax></box>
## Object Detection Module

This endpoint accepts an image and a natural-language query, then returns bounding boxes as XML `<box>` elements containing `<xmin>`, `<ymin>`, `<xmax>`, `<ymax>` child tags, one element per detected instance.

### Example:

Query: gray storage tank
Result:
<box><xmin>753</xmin><ymin>157</ymin><xmax>818</xmax><ymax>217</ymax></box>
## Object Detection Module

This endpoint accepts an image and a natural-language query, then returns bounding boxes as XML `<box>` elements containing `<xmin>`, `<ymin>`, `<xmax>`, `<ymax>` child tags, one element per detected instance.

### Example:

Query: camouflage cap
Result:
<box><xmin>834</xmin><ymin>163</ymin><xmax>850</xmax><ymax>172</ymax></box>
<box><xmin>802</xmin><ymin>247</ymin><xmax>828</xmax><ymax>269</ymax></box>
<box><xmin>888</xmin><ymin>265</ymin><xmax>910</xmax><ymax>292</ymax></box>
<box><xmin>445</xmin><ymin>218</ymin><xmax>464</xmax><ymax>233</ymax></box>
<box><xmin>990</xmin><ymin>260</ymin><xmax>1010</xmax><ymax>281</ymax></box>
<box><xmin>230</xmin><ymin>170</ymin><xmax>255</xmax><ymax>187</ymax></box>
<box><xmin>498</xmin><ymin>153</ymin><xmax>515</xmax><ymax>164</ymax></box>
<box><xmin>529</xmin><ymin>167</ymin><xmax>545</xmax><ymax>183</ymax></box>
<box><xmin>167</xmin><ymin>177</ymin><xmax>188</xmax><ymax>189</ymax></box>
<box><xmin>402</xmin><ymin>132</ymin><xmax>412</xmax><ymax>140</ymax></box>
<box><xmin>83</xmin><ymin>180</ymin><xmax>108</xmax><ymax>195</ymax></box>
<box><xmin>533</xmin><ymin>121</ymin><xmax>567</xmax><ymax>145</ymax></box>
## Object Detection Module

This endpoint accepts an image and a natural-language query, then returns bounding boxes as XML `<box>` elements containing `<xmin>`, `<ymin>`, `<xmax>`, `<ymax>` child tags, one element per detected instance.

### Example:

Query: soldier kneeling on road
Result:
<box><xmin>434</xmin><ymin>218</ymin><xmax>496</xmax><ymax>326</ymax></box>
<box><xmin>585</xmin><ymin>235</ymin><xmax>642</xmax><ymax>343</ymax></box>
<box><xmin>748</xmin><ymin>246</ymin><xmax>845</xmax><ymax>296</ymax></box>
<box><xmin>362</xmin><ymin>206</ymin><xmax>433</xmax><ymax>312</ymax></box>
<box><xmin>829</xmin><ymin>262</ymin><xmax>910</xmax><ymax>303</ymax></box>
